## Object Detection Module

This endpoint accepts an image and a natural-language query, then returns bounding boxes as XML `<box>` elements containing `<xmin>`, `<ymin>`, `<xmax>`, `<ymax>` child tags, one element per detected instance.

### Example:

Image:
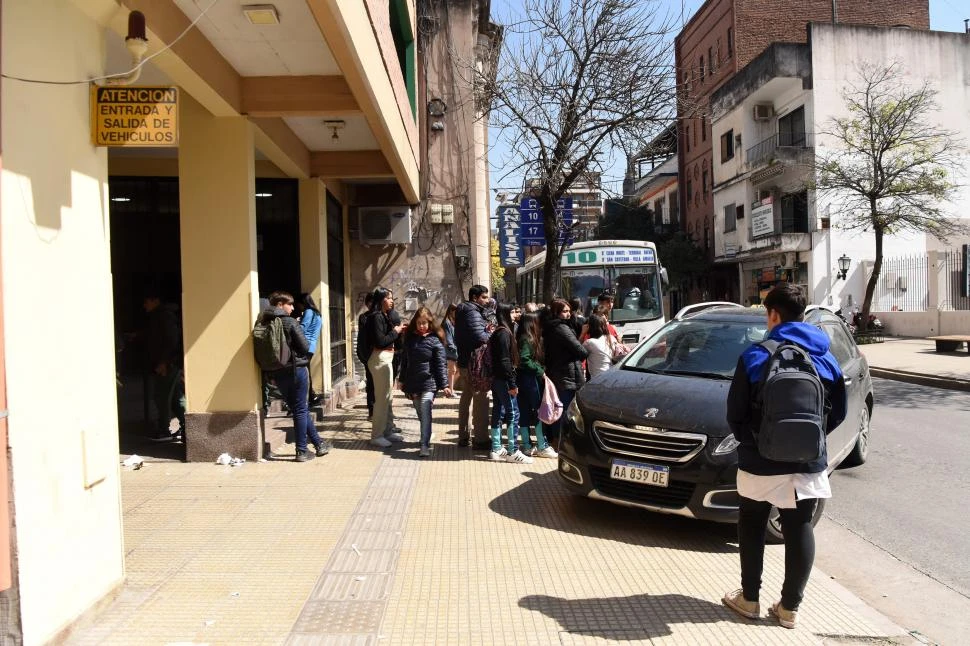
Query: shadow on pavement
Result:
<box><xmin>873</xmin><ymin>377</ymin><xmax>970</xmax><ymax>411</ymax></box>
<box><xmin>520</xmin><ymin>592</ymin><xmax>748</xmax><ymax>639</ymax></box>
<box><xmin>490</xmin><ymin>470</ymin><xmax>737</xmax><ymax>552</ymax></box>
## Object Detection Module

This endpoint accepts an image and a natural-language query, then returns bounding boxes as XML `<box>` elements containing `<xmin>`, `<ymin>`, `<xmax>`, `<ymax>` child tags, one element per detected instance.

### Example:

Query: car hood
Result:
<box><xmin>577</xmin><ymin>369</ymin><xmax>732</xmax><ymax>437</ymax></box>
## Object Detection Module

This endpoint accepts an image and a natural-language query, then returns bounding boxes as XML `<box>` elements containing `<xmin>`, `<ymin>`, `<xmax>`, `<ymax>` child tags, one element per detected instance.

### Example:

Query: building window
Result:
<box><xmin>723</xmin><ymin>203</ymin><xmax>736</xmax><ymax>233</ymax></box>
<box><xmin>653</xmin><ymin>198</ymin><xmax>665</xmax><ymax>226</ymax></box>
<box><xmin>327</xmin><ymin>192</ymin><xmax>348</xmax><ymax>383</ymax></box>
<box><xmin>693</xmin><ymin>122</ymin><xmax>698</xmax><ymax>147</ymax></box>
<box><xmin>389</xmin><ymin>0</ymin><xmax>416</xmax><ymax>117</ymax></box>
<box><xmin>717</xmin><ymin>39</ymin><xmax>722</xmax><ymax>65</ymax></box>
<box><xmin>669</xmin><ymin>189</ymin><xmax>679</xmax><ymax>226</ymax></box>
<box><xmin>781</xmin><ymin>191</ymin><xmax>809</xmax><ymax>233</ymax></box>
<box><xmin>704</xmin><ymin>222</ymin><xmax>710</xmax><ymax>250</ymax></box>
<box><xmin>702</xmin><ymin>168</ymin><xmax>708</xmax><ymax>194</ymax></box>
<box><xmin>699</xmin><ymin>56</ymin><xmax>705</xmax><ymax>81</ymax></box>
<box><xmin>701</xmin><ymin>116</ymin><xmax>707</xmax><ymax>141</ymax></box>
<box><xmin>708</xmin><ymin>46</ymin><xmax>714</xmax><ymax>74</ymax></box>
<box><xmin>685</xmin><ymin>180</ymin><xmax>692</xmax><ymax>208</ymax></box>
<box><xmin>685</xmin><ymin>125</ymin><xmax>690</xmax><ymax>152</ymax></box>
<box><xmin>778</xmin><ymin>106</ymin><xmax>806</xmax><ymax>147</ymax></box>
<box><xmin>727</xmin><ymin>27</ymin><xmax>734</xmax><ymax>58</ymax></box>
<box><xmin>720</xmin><ymin>129</ymin><xmax>735</xmax><ymax>162</ymax></box>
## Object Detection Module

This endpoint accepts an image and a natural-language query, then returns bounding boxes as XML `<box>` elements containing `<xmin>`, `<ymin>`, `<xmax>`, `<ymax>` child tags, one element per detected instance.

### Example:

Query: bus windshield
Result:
<box><xmin>611</xmin><ymin>266</ymin><xmax>663</xmax><ymax>322</ymax></box>
<box><xmin>560</xmin><ymin>269</ymin><xmax>609</xmax><ymax>317</ymax></box>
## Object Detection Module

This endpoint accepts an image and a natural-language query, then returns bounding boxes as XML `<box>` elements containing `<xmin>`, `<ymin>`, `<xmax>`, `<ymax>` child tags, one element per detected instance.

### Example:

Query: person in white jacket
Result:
<box><xmin>582</xmin><ymin>313</ymin><xmax>614</xmax><ymax>377</ymax></box>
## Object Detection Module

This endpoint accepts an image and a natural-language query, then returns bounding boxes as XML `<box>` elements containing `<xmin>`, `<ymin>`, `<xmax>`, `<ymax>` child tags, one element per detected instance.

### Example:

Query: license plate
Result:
<box><xmin>610</xmin><ymin>459</ymin><xmax>669</xmax><ymax>487</ymax></box>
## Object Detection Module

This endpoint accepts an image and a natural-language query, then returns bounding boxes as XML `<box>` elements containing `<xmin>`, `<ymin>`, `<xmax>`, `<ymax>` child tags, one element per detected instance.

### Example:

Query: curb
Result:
<box><xmin>869</xmin><ymin>367</ymin><xmax>970</xmax><ymax>392</ymax></box>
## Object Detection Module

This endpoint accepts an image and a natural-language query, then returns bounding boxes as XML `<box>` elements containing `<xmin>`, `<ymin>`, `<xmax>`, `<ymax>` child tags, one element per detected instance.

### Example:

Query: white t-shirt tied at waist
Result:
<box><xmin>736</xmin><ymin>469</ymin><xmax>831</xmax><ymax>509</ymax></box>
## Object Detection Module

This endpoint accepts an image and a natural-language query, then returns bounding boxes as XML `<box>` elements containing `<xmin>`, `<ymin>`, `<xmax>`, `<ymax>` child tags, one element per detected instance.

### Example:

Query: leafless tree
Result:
<box><xmin>481</xmin><ymin>0</ymin><xmax>678</xmax><ymax>302</ymax></box>
<box><xmin>815</xmin><ymin>63</ymin><xmax>965</xmax><ymax>331</ymax></box>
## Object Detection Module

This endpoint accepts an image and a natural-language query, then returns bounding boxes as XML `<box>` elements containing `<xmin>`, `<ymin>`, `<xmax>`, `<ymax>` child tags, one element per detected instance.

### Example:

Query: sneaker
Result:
<box><xmin>419</xmin><ymin>446</ymin><xmax>432</xmax><ymax>458</ymax></box>
<box><xmin>295</xmin><ymin>449</ymin><xmax>316</xmax><ymax>463</ymax></box>
<box><xmin>505</xmin><ymin>450</ymin><xmax>534</xmax><ymax>464</ymax></box>
<box><xmin>386</xmin><ymin>432</ymin><xmax>405</xmax><ymax>443</ymax></box>
<box><xmin>722</xmin><ymin>589</ymin><xmax>760</xmax><ymax>620</ymax></box>
<box><xmin>768</xmin><ymin>601</ymin><xmax>796</xmax><ymax>629</ymax></box>
<box><xmin>489</xmin><ymin>447</ymin><xmax>509</xmax><ymax>461</ymax></box>
<box><xmin>532</xmin><ymin>446</ymin><xmax>558</xmax><ymax>459</ymax></box>
<box><xmin>370</xmin><ymin>437</ymin><xmax>393</xmax><ymax>448</ymax></box>
<box><xmin>313</xmin><ymin>441</ymin><xmax>332</xmax><ymax>457</ymax></box>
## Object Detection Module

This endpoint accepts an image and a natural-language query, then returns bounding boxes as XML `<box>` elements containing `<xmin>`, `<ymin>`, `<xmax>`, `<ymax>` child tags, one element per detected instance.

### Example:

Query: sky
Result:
<box><xmin>486</xmin><ymin>0</ymin><xmax>968</xmax><ymax>214</ymax></box>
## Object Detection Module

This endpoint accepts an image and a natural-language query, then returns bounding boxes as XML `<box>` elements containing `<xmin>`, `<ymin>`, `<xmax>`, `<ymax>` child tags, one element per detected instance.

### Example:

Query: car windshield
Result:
<box><xmin>623</xmin><ymin>319</ymin><xmax>768</xmax><ymax>378</ymax></box>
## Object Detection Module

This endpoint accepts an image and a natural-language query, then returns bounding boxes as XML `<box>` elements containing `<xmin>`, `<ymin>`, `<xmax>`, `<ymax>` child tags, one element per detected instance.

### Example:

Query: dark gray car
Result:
<box><xmin>557</xmin><ymin>306</ymin><xmax>873</xmax><ymax>541</ymax></box>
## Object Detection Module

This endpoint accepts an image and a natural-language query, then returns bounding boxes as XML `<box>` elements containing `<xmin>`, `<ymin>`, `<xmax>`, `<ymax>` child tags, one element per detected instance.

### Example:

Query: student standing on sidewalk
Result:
<box><xmin>515</xmin><ymin>312</ymin><xmax>557</xmax><ymax>459</ymax></box>
<box><xmin>399</xmin><ymin>307</ymin><xmax>452</xmax><ymax>457</ymax></box>
<box><xmin>441</xmin><ymin>304</ymin><xmax>459</xmax><ymax>397</ymax></box>
<box><xmin>365</xmin><ymin>288</ymin><xmax>407</xmax><ymax>448</ymax></box>
<box><xmin>356</xmin><ymin>292</ymin><xmax>375</xmax><ymax>418</ymax></box>
<box><xmin>489</xmin><ymin>304</ymin><xmax>533</xmax><ymax>464</ymax></box>
<box><xmin>455</xmin><ymin>285</ymin><xmax>492</xmax><ymax>448</ymax></box>
<box><xmin>543</xmin><ymin>298</ymin><xmax>588</xmax><ymax>443</ymax></box>
<box><xmin>722</xmin><ymin>283</ymin><xmax>847</xmax><ymax>629</ymax></box>
<box><xmin>298</xmin><ymin>293</ymin><xmax>323</xmax><ymax>406</ymax></box>
<box><xmin>582</xmin><ymin>313</ymin><xmax>614</xmax><ymax>378</ymax></box>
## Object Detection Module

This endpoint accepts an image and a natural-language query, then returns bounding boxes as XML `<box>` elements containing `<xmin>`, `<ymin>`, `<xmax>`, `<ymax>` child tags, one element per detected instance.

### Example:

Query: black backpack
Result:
<box><xmin>754</xmin><ymin>339</ymin><xmax>826</xmax><ymax>463</ymax></box>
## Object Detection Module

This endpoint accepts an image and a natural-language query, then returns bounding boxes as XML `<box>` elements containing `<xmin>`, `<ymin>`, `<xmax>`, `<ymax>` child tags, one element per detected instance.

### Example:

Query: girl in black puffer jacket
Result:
<box><xmin>489</xmin><ymin>303</ymin><xmax>533</xmax><ymax>464</ymax></box>
<box><xmin>543</xmin><ymin>298</ymin><xmax>589</xmax><ymax>440</ymax></box>
<box><xmin>399</xmin><ymin>307</ymin><xmax>452</xmax><ymax>457</ymax></box>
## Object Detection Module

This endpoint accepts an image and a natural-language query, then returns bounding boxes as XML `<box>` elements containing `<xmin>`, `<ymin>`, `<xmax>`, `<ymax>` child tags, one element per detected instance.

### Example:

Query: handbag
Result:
<box><xmin>610</xmin><ymin>337</ymin><xmax>630</xmax><ymax>362</ymax></box>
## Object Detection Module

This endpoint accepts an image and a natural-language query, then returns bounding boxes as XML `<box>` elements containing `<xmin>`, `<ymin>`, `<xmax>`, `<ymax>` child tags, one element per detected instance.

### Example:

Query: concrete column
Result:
<box><xmin>178</xmin><ymin>96</ymin><xmax>261</xmax><ymax>461</ymax></box>
<box><xmin>299</xmin><ymin>178</ymin><xmax>330</xmax><ymax>394</ymax></box>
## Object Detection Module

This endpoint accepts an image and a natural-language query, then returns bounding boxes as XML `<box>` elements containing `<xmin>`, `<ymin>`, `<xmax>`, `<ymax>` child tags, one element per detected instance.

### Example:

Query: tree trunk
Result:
<box><xmin>860</xmin><ymin>226</ymin><xmax>883</xmax><ymax>334</ymax></box>
<box><xmin>540</xmin><ymin>193</ymin><xmax>560</xmax><ymax>303</ymax></box>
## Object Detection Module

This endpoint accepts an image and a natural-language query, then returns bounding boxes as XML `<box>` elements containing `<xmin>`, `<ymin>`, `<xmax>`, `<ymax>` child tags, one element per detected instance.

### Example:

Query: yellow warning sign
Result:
<box><xmin>91</xmin><ymin>86</ymin><xmax>179</xmax><ymax>147</ymax></box>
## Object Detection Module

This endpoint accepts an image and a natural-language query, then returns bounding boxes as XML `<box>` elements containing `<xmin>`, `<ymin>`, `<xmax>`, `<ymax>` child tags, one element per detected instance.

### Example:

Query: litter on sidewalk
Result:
<box><xmin>215</xmin><ymin>453</ymin><xmax>246</xmax><ymax>467</ymax></box>
<box><xmin>121</xmin><ymin>455</ymin><xmax>144</xmax><ymax>470</ymax></box>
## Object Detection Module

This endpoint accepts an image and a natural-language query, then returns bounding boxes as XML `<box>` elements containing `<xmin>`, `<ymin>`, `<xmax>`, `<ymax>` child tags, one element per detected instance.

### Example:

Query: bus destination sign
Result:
<box><xmin>562</xmin><ymin>247</ymin><xmax>656</xmax><ymax>266</ymax></box>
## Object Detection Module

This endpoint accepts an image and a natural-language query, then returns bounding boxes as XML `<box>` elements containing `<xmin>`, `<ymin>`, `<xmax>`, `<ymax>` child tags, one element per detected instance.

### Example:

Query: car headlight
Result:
<box><xmin>565</xmin><ymin>398</ymin><xmax>585</xmax><ymax>434</ymax></box>
<box><xmin>713</xmin><ymin>435</ymin><xmax>740</xmax><ymax>455</ymax></box>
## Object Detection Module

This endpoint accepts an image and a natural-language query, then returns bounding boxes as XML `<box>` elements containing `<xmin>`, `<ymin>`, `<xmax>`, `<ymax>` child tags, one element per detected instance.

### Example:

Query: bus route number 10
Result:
<box><xmin>563</xmin><ymin>251</ymin><xmax>597</xmax><ymax>265</ymax></box>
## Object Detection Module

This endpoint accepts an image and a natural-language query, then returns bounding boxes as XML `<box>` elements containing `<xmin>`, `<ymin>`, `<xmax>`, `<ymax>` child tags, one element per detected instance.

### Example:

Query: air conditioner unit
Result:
<box><xmin>358</xmin><ymin>206</ymin><xmax>412</xmax><ymax>245</ymax></box>
<box><xmin>752</xmin><ymin>104</ymin><xmax>774</xmax><ymax>121</ymax></box>
<box><xmin>780</xmin><ymin>251</ymin><xmax>796</xmax><ymax>268</ymax></box>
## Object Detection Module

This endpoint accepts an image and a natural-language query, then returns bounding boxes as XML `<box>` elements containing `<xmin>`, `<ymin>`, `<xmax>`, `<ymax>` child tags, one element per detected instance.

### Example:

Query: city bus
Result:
<box><xmin>516</xmin><ymin>240</ymin><xmax>668</xmax><ymax>345</ymax></box>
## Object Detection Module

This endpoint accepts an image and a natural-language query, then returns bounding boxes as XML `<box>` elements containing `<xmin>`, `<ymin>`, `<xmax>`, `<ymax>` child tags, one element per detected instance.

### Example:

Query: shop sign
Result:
<box><xmin>91</xmin><ymin>86</ymin><xmax>179</xmax><ymax>147</ymax></box>
<box><xmin>750</xmin><ymin>202</ymin><xmax>775</xmax><ymax>237</ymax></box>
<box><xmin>498</xmin><ymin>206</ymin><xmax>523</xmax><ymax>267</ymax></box>
<box><xmin>724</xmin><ymin>243</ymin><xmax>738</xmax><ymax>258</ymax></box>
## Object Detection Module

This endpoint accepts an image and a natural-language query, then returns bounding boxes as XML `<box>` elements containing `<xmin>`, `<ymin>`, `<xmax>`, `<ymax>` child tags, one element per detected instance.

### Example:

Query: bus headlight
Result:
<box><xmin>565</xmin><ymin>398</ymin><xmax>585</xmax><ymax>434</ymax></box>
<box><xmin>713</xmin><ymin>435</ymin><xmax>740</xmax><ymax>455</ymax></box>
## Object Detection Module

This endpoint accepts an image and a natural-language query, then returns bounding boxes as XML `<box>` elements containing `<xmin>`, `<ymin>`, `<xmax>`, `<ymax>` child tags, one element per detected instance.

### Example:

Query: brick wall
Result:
<box><xmin>735</xmin><ymin>0</ymin><xmax>929</xmax><ymax>69</ymax></box>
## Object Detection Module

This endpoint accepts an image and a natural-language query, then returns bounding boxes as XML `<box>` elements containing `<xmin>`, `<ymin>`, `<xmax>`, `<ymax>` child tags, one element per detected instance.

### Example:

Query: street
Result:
<box><xmin>815</xmin><ymin>377</ymin><xmax>970</xmax><ymax>645</ymax></box>
<box><xmin>828</xmin><ymin>378</ymin><xmax>970</xmax><ymax>596</ymax></box>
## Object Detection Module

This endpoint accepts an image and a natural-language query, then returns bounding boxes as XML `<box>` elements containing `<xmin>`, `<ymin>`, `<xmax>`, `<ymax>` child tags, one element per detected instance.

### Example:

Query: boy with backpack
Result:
<box><xmin>722</xmin><ymin>283</ymin><xmax>846</xmax><ymax>628</ymax></box>
<box><xmin>254</xmin><ymin>291</ymin><xmax>331</xmax><ymax>462</ymax></box>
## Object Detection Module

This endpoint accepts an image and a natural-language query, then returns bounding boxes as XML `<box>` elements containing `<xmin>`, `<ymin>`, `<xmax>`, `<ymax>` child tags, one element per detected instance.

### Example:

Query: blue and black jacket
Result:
<box><xmin>727</xmin><ymin>321</ymin><xmax>847</xmax><ymax>475</ymax></box>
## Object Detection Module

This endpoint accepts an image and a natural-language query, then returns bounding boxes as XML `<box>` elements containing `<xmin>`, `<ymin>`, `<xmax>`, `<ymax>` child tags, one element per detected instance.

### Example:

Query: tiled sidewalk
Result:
<box><xmin>67</xmin><ymin>393</ymin><xmax>906</xmax><ymax>645</ymax></box>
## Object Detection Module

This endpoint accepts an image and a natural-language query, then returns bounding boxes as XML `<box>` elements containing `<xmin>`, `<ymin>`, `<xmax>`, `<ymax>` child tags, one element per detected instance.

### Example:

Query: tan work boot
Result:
<box><xmin>768</xmin><ymin>601</ymin><xmax>797</xmax><ymax>629</ymax></box>
<box><xmin>722</xmin><ymin>589</ymin><xmax>760</xmax><ymax>620</ymax></box>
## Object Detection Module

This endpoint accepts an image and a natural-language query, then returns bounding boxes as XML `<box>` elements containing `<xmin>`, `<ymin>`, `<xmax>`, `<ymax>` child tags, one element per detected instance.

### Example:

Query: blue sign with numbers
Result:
<box><xmin>498</xmin><ymin>206</ymin><xmax>523</xmax><ymax>267</ymax></box>
<box><xmin>519</xmin><ymin>197</ymin><xmax>573</xmax><ymax>246</ymax></box>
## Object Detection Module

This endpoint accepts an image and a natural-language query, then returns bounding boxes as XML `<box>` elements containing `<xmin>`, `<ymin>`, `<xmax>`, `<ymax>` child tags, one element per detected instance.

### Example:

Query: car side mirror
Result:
<box><xmin>660</xmin><ymin>267</ymin><xmax>669</xmax><ymax>288</ymax></box>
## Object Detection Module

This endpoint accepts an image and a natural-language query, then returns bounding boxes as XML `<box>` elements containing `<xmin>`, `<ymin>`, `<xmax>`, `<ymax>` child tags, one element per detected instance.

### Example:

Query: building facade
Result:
<box><xmin>710</xmin><ymin>23</ymin><xmax>970</xmax><ymax>311</ymax></box>
<box><xmin>0</xmin><ymin>0</ymin><xmax>497</xmax><ymax>642</ymax></box>
<box><xmin>674</xmin><ymin>0</ymin><xmax>929</xmax><ymax>303</ymax></box>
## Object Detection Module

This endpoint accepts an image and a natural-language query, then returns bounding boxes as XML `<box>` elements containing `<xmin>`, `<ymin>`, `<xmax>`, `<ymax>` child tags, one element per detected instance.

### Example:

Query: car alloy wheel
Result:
<box><xmin>842</xmin><ymin>404</ymin><xmax>871</xmax><ymax>468</ymax></box>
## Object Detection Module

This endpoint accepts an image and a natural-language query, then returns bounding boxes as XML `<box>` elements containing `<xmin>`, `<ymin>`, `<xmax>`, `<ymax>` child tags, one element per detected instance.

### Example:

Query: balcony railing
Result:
<box><xmin>745</xmin><ymin>132</ymin><xmax>813</xmax><ymax>167</ymax></box>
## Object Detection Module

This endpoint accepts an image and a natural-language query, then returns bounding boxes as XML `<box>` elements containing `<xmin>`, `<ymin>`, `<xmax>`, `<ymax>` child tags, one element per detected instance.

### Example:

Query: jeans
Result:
<box><xmin>368</xmin><ymin>350</ymin><xmax>396</xmax><ymax>439</ymax></box>
<box><xmin>490</xmin><ymin>378</ymin><xmax>519</xmax><ymax>453</ymax></box>
<box><xmin>365</xmin><ymin>366</ymin><xmax>375</xmax><ymax>417</ymax></box>
<box><xmin>457</xmin><ymin>367</ymin><xmax>489</xmax><ymax>443</ymax></box>
<box><xmin>411</xmin><ymin>391</ymin><xmax>435</xmax><ymax>448</ymax></box>
<box><xmin>275</xmin><ymin>366</ymin><xmax>323</xmax><ymax>452</ymax></box>
<box><xmin>738</xmin><ymin>495</ymin><xmax>817</xmax><ymax>610</ymax></box>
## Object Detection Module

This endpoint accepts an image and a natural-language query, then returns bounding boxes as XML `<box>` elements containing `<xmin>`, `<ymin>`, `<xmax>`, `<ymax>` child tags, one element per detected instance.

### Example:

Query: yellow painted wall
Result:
<box><xmin>0</xmin><ymin>1</ymin><xmax>124</xmax><ymax>642</ymax></box>
<box><xmin>178</xmin><ymin>96</ymin><xmax>261</xmax><ymax>413</ymax></box>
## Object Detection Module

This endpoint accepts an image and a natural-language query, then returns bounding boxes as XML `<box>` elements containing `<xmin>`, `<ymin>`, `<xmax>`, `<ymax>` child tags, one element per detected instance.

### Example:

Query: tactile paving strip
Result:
<box><xmin>286</xmin><ymin>456</ymin><xmax>420</xmax><ymax>641</ymax></box>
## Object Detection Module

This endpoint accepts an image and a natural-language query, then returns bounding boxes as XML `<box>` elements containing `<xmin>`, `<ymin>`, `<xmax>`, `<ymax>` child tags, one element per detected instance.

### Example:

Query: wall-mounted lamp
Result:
<box><xmin>323</xmin><ymin>120</ymin><xmax>345</xmax><ymax>141</ymax></box>
<box><xmin>428</xmin><ymin>98</ymin><xmax>447</xmax><ymax>132</ymax></box>
<box><xmin>455</xmin><ymin>244</ymin><xmax>471</xmax><ymax>271</ymax></box>
<box><xmin>103</xmin><ymin>11</ymin><xmax>149</xmax><ymax>86</ymax></box>
<box><xmin>836</xmin><ymin>254</ymin><xmax>851</xmax><ymax>280</ymax></box>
